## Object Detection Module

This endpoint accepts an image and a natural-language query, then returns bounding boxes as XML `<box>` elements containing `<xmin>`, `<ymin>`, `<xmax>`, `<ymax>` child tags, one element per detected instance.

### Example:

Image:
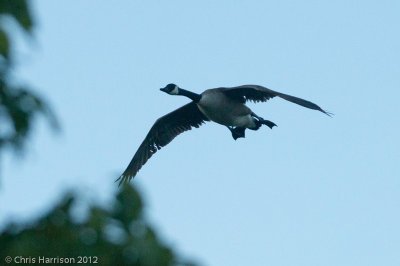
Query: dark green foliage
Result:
<box><xmin>0</xmin><ymin>3</ymin><xmax>199</xmax><ymax>265</ymax></box>
<box><xmin>0</xmin><ymin>185</ymin><xmax>197</xmax><ymax>266</ymax></box>
<box><xmin>0</xmin><ymin>80</ymin><xmax>58</xmax><ymax>150</ymax></box>
<box><xmin>0</xmin><ymin>0</ymin><xmax>33</xmax><ymax>32</ymax></box>
<box><xmin>0</xmin><ymin>28</ymin><xmax>9</xmax><ymax>59</ymax></box>
<box><xmin>0</xmin><ymin>0</ymin><xmax>57</xmax><ymax>153</ymax></box>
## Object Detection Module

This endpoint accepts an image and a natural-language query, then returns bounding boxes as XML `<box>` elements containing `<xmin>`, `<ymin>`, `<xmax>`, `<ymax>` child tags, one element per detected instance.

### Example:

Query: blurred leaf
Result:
<box><xmin>0</xmin><ymin>0</ymin><xmax>33</xmax><ymax>33</ymax></box>
<box><xmin>113</xmin><ymin>184</ymin><xmax>143</xmax><ymax>228</ymax></box>
<box><xmin>0</xmin><ymin>185</ymin><xmax>199</xmax><ymax>265</ymax></box>
<box><xmin>0</xmin><ymin>27</ymin><xmax>9</xmax><ymax>59</ymax></box>
<box><xmin>0</xmin><ymin>0</ymin><xmax>57</xmax><ymax>156</ymax></box>
<box><xmin>0</xmin><ymin>81</ymin><xmax>59</xmax><ymax>151</ymax></box>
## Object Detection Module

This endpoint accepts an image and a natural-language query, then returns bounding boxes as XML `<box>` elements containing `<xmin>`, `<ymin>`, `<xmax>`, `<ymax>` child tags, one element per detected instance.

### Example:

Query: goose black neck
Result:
<box><xmin>179</xmin><ymin>89</ymin><xmax>201</xmax><ymax>103</ymax></box>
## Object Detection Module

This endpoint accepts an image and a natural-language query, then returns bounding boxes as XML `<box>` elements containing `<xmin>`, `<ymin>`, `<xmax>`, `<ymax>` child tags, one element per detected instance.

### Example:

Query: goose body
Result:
<box><xmin>116</xmin><ymin>83</ymin><xmax>331</xmax><ymax>185</ymax></box>
<box><xmin>198</xmin><ymin>89</ymin><xmax>255</xmax><ymax>128</ymax></box>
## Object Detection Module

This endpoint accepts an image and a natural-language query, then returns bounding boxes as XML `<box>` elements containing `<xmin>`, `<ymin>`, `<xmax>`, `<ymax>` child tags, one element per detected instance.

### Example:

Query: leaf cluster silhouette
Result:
<box><xmin>0</xmin><ymin>185</ymin><xmax>197</xmax><ymax>265</ymax></box>
<box><xmin>0</xmin><ymin>0</ymin><xmax>57</xmax><ymax>153</ymax></box>
<box><xmin>0</xmin><ymin>2</ymin><xmax>198</xmax><ymax>265</ymax></box>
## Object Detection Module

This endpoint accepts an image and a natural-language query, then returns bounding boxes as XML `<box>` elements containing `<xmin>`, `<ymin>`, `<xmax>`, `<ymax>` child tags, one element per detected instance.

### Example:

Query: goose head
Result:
<box><xmin>160</xmin><ymin>83</ymin><xmax>180</xmax><ymax>95</ymax></box>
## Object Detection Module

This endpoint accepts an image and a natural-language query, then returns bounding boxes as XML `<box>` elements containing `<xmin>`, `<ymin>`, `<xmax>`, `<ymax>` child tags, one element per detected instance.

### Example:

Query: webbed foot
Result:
<box><xmin>261</xmin><ymin>119</ymin><xmax>277</xmax><ymax>129</ymax></box>
<box><xmin>251</xmin><ymin>112</ymin><xmax>277</xmax><ymax>129</ymax></box>
<box><xmin>227</xmin><ymin>126</ymin><xmax>246</xmax><ymax>140</ymax></box>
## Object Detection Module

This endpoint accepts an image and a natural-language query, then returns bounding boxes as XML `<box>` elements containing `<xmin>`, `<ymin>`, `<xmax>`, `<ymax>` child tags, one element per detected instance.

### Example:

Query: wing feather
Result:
<box><xmin>221</xmin><ymin>85</ymin><xmax>332</xmax><ymax>116</ymax></box>
<box><xmin>116</xmin><ymin>102</ymin><xmax>209</xmax><ymax>186</ymax></box>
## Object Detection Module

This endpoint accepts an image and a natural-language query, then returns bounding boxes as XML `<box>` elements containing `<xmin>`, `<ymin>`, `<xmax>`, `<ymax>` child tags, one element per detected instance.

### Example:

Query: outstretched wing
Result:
<box><xmin>116</xmin><ymin>102</ymin><xmax>209</xmax><ymax>186</ymax></box>
<box><xmin>220</xmin><ymin>85</ymin><xmax>332</xmax><ymax>116</ymax></box>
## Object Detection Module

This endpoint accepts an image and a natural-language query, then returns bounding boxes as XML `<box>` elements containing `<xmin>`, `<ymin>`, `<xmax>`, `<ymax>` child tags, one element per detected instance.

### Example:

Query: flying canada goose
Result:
<box><xmin>116</xmin><ymin>83</ymin><xmax>331</xmax><ymax>185</ymax></box>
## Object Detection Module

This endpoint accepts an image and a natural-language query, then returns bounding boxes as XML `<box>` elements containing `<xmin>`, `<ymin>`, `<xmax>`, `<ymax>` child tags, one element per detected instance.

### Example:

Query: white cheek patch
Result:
<box><xmin>171</xmin><ymin>85</ymin><xmax>179</xmax><ymax>95</ymax></box>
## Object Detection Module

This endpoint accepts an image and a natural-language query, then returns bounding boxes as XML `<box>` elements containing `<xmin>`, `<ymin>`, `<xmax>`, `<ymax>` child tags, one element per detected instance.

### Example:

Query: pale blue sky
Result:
<box><xmin>1</xmin><ymin>1</ymin><xmax>400</xmax><ymax>265</ymax></box>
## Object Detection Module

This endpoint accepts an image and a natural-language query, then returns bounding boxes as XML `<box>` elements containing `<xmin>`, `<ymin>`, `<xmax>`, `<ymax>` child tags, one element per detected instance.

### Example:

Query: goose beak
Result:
<box><xmin>160</xmin><ymin>88</ymin><xmax>166</xmax><ymax>92</ymax></box>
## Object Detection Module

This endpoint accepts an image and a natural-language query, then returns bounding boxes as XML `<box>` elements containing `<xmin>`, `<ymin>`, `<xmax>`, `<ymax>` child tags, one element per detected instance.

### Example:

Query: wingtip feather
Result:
<box><xmin>321</xmin><ymin>109</ymin><xmax>334</xmax><ymax>117</ymax></box>
<box><xmin>115</xmin><ymin>173</ymin><xmax>133</xmax><ymax>187</ymax></box>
